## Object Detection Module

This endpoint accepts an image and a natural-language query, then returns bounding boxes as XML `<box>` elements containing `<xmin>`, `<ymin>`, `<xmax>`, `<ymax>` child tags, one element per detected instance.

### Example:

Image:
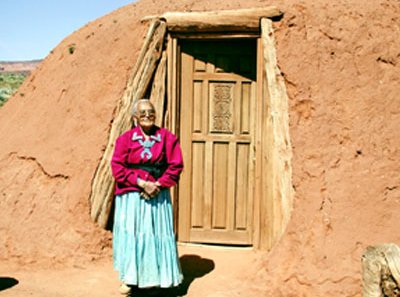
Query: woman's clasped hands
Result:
<box><xmin>138</xmin><ymin>179</ymin><xmax>161</xmax><ymax>200</ymax></box>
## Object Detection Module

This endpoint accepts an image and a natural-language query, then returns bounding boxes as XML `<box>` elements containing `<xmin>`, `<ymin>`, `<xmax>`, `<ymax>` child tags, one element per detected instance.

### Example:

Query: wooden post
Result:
<box><xmin>166</xmin><ymin>35</ymin><xmax>180</xmax><ymax>233</ymax></box>
<box><xmin>89</xmin><ymin>19</ymin><xmax>167</xmax><ymax>228</ymax></box>
<box><xmin>150</xmin><ymin>50</ymin><xmax>167</xmax><ymax>127</ymax></box>
<box><xmin>260</xmin><ymin>18</ymin><xmax>294</xmax><ymax>249</ymax></box>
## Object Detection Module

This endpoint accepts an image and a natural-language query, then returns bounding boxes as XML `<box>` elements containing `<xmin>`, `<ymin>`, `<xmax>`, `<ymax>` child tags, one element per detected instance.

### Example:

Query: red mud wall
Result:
<box><xmin>0</xmin><ymin>3</ymin><xmax>147</xmax><ymax>263</ymax></box>
<box><xmin>255</xmin><ymin>1</ymin><xmax>400</xmax><ymax>296</ymax></box>
<box><xmin>0</xmin><ymin>0</ymin><xmax>399</xmax><ymax>295</ymax></box>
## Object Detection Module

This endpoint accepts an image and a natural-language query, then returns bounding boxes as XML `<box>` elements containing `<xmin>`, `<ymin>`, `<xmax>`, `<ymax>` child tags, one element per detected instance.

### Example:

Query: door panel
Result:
<box><xmin>178</xmin><ymin>39</ymin><xmax>257</xmax><ymax>245</ymax></box>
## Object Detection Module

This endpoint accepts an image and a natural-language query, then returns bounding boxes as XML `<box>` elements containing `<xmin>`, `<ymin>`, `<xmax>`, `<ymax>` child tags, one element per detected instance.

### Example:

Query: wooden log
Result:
<box><xmin>382</xmin><ymin>265</ymin><xmax>399</xmax><ymax>297</ymax></box>
<box><xmin>259</xmin><ymin>18</ymin><xmax>293</xmax><ymax>249</ymax></box>
<box><xmin>150</xmin><ymin>50</ymin><xmax>167</xmax><ymax>127</ymax></box>
<box><xmin>89</xmin><ymin>19</ymin><xmax>167</xmax><ymax>228</ymax></box>
<box><xmin>164</xmin><ymin>7</ymin><xmax>282</xmax><ymax>32</ymax></box>
<box><xmin>252</xmin><ymin>38</ymin><xmax>264</xmax><ymax>249</ymax></box>
<box><xmin>128</xmin><ymin>22</ymin><xmax>167</xmax><ymax>102</ymax></box>
<box><xmin>166</xmin><ymin>36</ymin><xmax>178</xmax><ymax>134</ymax></box>
<box><xmin>143</xmin><ymin>7</ymin><xmax>283</xmax><ymax>32</ymax></box>
<box><xmin>165</xmin><ymin>36</ymin><xmax>179</xmax><ymax>234</ymax></box>
<box><xmin>362</xmin><ymin>244</ymin><xmax>400</xmax><ymax>297</ymax></box>
<box><xmin>170</xmin><ymin>32</ymin><xmax>260</xmax><ymax>39</ymax></box>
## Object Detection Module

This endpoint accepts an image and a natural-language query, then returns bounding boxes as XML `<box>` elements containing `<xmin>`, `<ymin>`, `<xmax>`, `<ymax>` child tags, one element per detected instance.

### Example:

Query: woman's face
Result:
<box><xmin>135</xmin><ymin>101</ymin><xmax>156</xmax><ymax>130</ymax></box>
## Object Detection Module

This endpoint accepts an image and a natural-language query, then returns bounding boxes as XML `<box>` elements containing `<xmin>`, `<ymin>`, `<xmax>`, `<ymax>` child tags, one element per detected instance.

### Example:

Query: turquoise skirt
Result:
<box><xmin>113</xmin><ymin>190</ymin><xmax>183</xmax><ymax>288</ymax></box>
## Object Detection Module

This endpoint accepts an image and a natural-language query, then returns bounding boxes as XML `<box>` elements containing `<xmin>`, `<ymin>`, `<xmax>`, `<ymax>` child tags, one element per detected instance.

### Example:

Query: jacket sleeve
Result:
<box><xmin>111</xmin><ymin>133</ymin><xmax>140</xmax><ymax>187</ymax></box>
<box><xmin>157</xmin><ymin>132</ymin><xmax>184</xmax><ymax>188</ymax></box>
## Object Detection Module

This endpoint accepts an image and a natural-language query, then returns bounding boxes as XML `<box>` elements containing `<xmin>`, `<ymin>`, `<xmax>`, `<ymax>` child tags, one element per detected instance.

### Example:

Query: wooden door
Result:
<box><xmin>178</xmin><ymin>39</ymin><xmax>257</xmax><ymax>245</ymax></box>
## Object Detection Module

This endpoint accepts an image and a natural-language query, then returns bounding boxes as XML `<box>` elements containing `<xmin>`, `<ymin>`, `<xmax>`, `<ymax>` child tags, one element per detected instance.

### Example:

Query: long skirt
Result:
<box><xmin>113</xmin><ymin>189</ymin><xmax>183</xmax><ymax>288</ymax></box>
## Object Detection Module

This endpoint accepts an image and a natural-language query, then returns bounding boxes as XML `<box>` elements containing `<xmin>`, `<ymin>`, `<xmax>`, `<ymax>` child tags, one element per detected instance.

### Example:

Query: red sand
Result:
<box><xmin>0</xmin><ymin>0</ymin><xmax>399</xmax><ymax>296</ymax></box>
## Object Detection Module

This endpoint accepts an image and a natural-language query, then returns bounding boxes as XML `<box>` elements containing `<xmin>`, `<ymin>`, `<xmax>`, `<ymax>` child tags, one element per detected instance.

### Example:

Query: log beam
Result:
<box><xmin>150</xmin><ymin>50</ymin><xmax>167</xmax><ymax>127</ymax></box>
<box><xmin>89</xmin><ymin>19</ymin><xmax>167</xmax><ymax>228</ymax></box>
<box><xmin>259</xmin><ymin>18</ymin><xmax>293</xmax><ymax>249</ymax></box>
<box><xmin>143</xmin><ymin>7</ymin><xmax>283</xmax><ymax>32</ymax></box>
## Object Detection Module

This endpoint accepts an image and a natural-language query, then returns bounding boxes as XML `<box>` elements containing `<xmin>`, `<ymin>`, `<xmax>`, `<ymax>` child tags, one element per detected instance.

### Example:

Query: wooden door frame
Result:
<box><xmin>164</xmin><ymin>15</ymin><xmax>294</xmax><ymax>251</ymax></box>
<box><xmin>166</xmin><ymin>32</ymin><xmax>265</xmax><ymax>249</ymax></box>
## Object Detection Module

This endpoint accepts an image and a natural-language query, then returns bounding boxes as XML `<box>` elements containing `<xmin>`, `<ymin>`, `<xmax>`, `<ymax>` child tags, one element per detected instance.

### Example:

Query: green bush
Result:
<box><xmin>0</xmin><ymin>72</ymin><xmax>28</xmax><ymax>107</ymax></box>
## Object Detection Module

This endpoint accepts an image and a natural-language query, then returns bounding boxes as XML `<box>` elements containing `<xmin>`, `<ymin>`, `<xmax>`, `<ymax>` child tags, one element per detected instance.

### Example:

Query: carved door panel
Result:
<box><xmin>178</xmin><ymin>39</ymin><xmax>257</xmax><ymax>245</ymax></box>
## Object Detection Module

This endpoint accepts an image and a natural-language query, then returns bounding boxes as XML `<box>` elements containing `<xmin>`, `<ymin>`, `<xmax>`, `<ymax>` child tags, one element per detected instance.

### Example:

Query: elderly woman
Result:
<box><xmin>111</xmin><ymin>99</ymin><xmax>184</xmax><ymax>294</ymax></box>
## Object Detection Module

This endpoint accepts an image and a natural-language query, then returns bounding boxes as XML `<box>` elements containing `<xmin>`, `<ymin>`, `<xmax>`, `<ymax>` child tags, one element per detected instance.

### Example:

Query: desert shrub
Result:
<box><xmin>0</xmin><ymin>88</ymin><xmax>12</xmax><ymax>107</ymax></box>
<box><xmin>0</xmin><ymin>72</ymin><xmax>28</xmax><ymax>107</ymax></box>
<box><xmin>68</xmin><ymin>43</ymin><xmax>76</xmax><ymax>54</ymax></box>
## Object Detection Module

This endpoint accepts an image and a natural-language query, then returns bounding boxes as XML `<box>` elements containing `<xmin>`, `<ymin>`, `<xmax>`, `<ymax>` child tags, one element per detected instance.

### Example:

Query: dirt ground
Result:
<box><xmin>0</xmin><ymin>244</ymin><xmax>261</xmax><ymax>297</ymax></box>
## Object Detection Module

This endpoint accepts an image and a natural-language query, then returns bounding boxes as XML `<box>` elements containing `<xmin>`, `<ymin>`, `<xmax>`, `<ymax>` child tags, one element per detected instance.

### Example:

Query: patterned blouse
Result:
<box><xmin>111</xmin><ymin>125</ymin><xmax>184</xmax><ymax>195</ymax></box>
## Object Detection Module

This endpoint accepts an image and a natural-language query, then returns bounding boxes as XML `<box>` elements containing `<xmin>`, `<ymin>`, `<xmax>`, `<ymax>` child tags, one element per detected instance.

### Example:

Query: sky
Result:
<box><xmin>0</xmin><ymin>0</ymin><xmax>136</xmax><ymax>61</ymax></box>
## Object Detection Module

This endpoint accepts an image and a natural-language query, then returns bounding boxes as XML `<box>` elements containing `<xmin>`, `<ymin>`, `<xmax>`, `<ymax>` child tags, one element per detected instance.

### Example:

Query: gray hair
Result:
<box><xmin>132</xmin><ymin>99</ymin><xmax>155</xmax><ymax>116</ymax></box>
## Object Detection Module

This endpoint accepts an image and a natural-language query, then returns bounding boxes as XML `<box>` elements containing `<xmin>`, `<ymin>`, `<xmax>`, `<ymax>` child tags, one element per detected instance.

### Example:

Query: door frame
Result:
<box><xmin>166</xmin><ymin>32</ymin><xmax>266</xmax><ymax>249</ymax></box>
<box><xmin>163</xmin><ymin>15</ymin><xmax>294</xmax><ymax>251</ymax></box>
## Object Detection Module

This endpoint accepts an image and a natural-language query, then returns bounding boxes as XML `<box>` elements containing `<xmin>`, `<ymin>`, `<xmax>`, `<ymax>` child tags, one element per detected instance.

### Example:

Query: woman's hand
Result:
<box><xmin>138</xmin><ymin>179</ymin><xmax>160</xmax><ymax>199</ymax></box>
<box><xmin>143</xmin><ymin>181</ymin><xmax>160</xmax><ymax>198</ymax></box>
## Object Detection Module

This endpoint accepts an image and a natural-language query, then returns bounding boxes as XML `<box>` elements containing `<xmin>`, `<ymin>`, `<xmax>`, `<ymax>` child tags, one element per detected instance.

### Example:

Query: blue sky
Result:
<box><xmin>0</xmin><ymin>0</ymin><xmax>136</xmax><ymax>61</ymax></box>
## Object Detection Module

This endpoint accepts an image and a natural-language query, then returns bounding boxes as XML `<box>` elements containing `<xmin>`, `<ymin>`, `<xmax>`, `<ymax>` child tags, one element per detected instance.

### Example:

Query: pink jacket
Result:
<box><xmin>111</xmin><ymin>126</ymin><xmax>184</xmax><ymax>195</ymax></box>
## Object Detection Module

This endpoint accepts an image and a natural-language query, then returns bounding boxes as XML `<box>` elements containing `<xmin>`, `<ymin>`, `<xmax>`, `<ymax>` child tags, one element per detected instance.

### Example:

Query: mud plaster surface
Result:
<box><xmin>0</xmin><ymin>0</ymin><xmax>399</xmax><ymax>296</ymax></box>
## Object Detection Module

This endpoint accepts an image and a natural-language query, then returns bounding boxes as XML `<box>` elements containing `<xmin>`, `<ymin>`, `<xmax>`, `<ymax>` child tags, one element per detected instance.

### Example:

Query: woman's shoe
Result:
<box><xmin>119</xmin><ymin>283</ymin><xmax>131</xmax><ymax>295</ymax></box>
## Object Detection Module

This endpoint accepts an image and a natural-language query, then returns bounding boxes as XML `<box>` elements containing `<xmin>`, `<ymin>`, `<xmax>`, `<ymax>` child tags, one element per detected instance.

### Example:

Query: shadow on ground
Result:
<box><xmin>131</xmin><ymin>254</ymin><xmax>215</xmax><ymax>296</ymax></box>
<box><xmin>0</xmin><ymin>277</ymin><xmax>18</xmax><ymax>291</ymax></box>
